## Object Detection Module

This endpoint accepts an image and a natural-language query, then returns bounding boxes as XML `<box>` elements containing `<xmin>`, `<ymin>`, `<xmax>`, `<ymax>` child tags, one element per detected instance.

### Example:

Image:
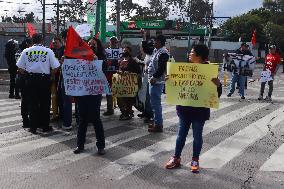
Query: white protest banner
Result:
<box><xmin>62</xmin><ymin>59</ymin><xmax>111</xmax><ymax>96</ymax></box>
<box><xmin>105</xmin><ymin>48</ymin><xmax>123</xmax><ymax>60</ymax></box>
<box><xmin>75</xmin><ymin>24</ymin><xmax>92</xmax><ymax>38</ymax></box>
<box><xmin>260</xmin><ymin>70</ymin><xmax>273</xmax><ymax>83</ymax></box>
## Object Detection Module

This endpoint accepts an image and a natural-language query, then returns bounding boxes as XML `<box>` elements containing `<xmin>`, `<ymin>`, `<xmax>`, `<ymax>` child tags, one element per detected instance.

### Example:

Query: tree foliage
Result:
<box><xmin>221</xmin><ymin>0</ymin><xmax>284</xmax><ymax>51</ymax></box>
<box><xmin>1</xmin><ymin>12</ymin><xmax>36</xmax><ymax>23</ymax></box>
<box><xmin>109</xmin><ymin>0</ymin><xmax>212</xmax><ymax>26</ymax></box>
<box><xmin>59</xmin><ymin>0</ymin><xmax>87</xmax><ymax>22</ymax></box>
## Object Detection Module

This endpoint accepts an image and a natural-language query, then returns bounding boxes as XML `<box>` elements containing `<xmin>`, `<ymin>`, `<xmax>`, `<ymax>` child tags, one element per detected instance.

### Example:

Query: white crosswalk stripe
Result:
<box><xmin>98</xmin><ymin>102</ymin><xmax>269</xmax><ymax>180</ymax></box>
<box><xmin>199</xmin><ymin>105</ymin><xmax>284</xmax><ymax>169</ymax></box>
<box><xmin>260</xmin><ymin>143</ymin><xmax>284</xmax><ymax>172</ymax></box>
<box><xmin>0</xmin><ymin>97</ymin><xmax>283</xmax><ymax>180</ymax></box>
<box><xmin>0</xmin><ymin>101</ymin><xmax>20</xmax><ymax>106</ymax></box>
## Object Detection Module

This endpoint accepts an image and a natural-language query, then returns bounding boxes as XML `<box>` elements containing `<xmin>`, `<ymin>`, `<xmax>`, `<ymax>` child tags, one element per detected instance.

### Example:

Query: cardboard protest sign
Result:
<box><xmin>259</xmin><ymin>70</ymin><xmax>273</xmax><ymax>83</ymax></box>
<box><xmin>166</xmin><ymin>62</ymin><xmax>219</xmax><ymax>109</ymax></box>
<box><xmin>62</xmin><ymin>59</ymin><xmax>111</xmax><ymax>96</ymax></box>
<box><xmin>112</xmin><ymin>73</ymin><xmax>139</xmax><ymax>97</ymax></box>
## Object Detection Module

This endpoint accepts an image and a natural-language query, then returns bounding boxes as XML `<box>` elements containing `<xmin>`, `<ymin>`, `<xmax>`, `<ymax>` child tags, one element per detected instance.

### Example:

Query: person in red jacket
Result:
<box><xmin>258</xmin><ymin>45</ymin><xmax>282</xmax><ymax>101</ymax></box>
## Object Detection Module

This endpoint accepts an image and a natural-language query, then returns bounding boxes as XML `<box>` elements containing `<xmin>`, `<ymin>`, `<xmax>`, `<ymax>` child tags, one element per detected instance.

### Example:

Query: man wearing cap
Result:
<box><xmin>258</xmin><ymin>45</ymin><xmax>282</xmax><ymax>101</ymax></box>
<box><xmin>147</xmin><ymin>35</ymin><xmax>169</xmax><ymax>132</ymax></box>
<box><xmin>17</xmin><ymin>34</ymin><xmax>60</xmax><ymax>134</ymax></box>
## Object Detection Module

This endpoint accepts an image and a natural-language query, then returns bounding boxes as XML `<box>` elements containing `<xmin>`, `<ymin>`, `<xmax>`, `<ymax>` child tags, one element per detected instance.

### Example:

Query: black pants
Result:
<box><xmin>19</xmin><ymin>75</ymin><xmax>29</xmax><ymax>127</ymax></box>
<box><xmin>27</xmin><ymin>74</ymin><xmax>51</xmax><ymax>131</ymax></box>
<box><xmin>260</xmin><ymin>80</ymin><xmax>273</xmax><ymax>97</ymax></box>
<box><xmin>8</xmin><ymin>68</ymin><xmax>19</xmax><ymax>96</ymax></box>
<box><xmin>76</xmin><ymin>95</ymin><xmax>105</xmax><ymax>150</ymax></box>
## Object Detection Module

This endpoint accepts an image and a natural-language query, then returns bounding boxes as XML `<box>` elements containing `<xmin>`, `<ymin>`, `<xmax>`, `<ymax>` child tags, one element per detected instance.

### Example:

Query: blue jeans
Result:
<box><xmin>60</xmin><ymin>80</ymin><xmax>73</xmax><ymax>127</ymax></box>
<box><xmin>149</xmin><ymin>83</ymin><xmax>164</xmax><ymax>126</ymax></box>
<box><xmin>175</xmin><ymin>114</ymin><xmax>205</xmax><ymax>158</ymax></box>
<box><xmin>76</xmin><ymin>95</ymin><xmax>105</xmax><ymax>150</ymax></box>
<box><xmin>228</xmin><ymin>74</ymin><xmax>246</xmax><ymax>97</ymax></box>
<box><xmin>144</xmin><ymin>83</ymin><xmax>153</xmax><ymax>119</ymax></box>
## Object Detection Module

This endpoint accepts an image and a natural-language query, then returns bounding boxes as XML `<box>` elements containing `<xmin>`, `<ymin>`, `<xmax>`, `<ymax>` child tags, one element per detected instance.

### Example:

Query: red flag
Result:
<box><xmin>64</xmin><ymin>26</ymin><xmax>94</xmax><ymax>61</ymax></box>
<box><xmin>27</xmin><ymin>23</ymin><xmax>36</xmax><ymax>37</ymax></box>
<box><xmin>251</xmin><ymin>29</ymin><xmax>257</xmax><ymax>46</ymax></box>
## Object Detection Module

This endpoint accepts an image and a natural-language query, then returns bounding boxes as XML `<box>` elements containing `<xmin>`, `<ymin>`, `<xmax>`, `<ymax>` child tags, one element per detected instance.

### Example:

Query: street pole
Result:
<box><xmin>208</xmin><ymin>2</ymin><xmax>213</xmax><ymax>49</ymax></box>
<box><xmin>187</xmin><ymin>0</ymin><xmax>192</xmax><ymax>60</ymax></box>
<box><xmin>116</xmin><ymin>0</ymin><xmax>120</xmax><ymax>39</ymax></box>
<box><xmin>56</xmin><ymin>0</ymin><xmax>60</xmax><ymax>36</ymax></box>
<box><xmin>100</xmin><ymin>0</ymin><xmax>106</xmax><ymax>43</ymax></box>
<box><xmin>95</xmin><ymin>0</ymin><xmax>101</xmax><ymax>35</ymax></box>
<box><xmin>42</xmin><ymin>0</ymin><xmax>46</xmax><ymax>43</ymax></box>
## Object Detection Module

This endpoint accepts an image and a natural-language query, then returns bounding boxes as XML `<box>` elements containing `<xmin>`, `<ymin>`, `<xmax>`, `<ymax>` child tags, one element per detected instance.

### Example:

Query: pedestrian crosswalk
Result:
<box><xmin>0</xmin><ymin>97</ymin><xmax>283</xmax><ymax>186</ymax></box>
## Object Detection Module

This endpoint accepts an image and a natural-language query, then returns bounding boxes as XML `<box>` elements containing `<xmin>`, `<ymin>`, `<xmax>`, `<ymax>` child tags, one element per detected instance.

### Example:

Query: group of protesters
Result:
<box><xmin>4</xmin><ymin>27</ymin><xmax>282</xmax><ymax>173</ymax></box>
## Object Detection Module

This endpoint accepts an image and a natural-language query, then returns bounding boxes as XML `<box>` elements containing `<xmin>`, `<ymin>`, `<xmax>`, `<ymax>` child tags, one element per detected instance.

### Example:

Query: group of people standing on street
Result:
<box><xmin>5</xmin><ymin>29</ymin><xmax>282</xmax><ymax>173</ymax></box>
<box><xmin>225</xmin><ymin>42</ymin><xmax>282</xmax><ymax>101</ymax></box>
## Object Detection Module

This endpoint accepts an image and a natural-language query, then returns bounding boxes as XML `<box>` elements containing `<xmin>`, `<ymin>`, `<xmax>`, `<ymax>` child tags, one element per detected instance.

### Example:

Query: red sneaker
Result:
<box><xmin>191</xmin><ymin>160</ymin><xmax>199</xmax><ymax>173</ymax></box>
<box><xmin>165</xmin><ymin>156</ymin><xmax>181</xmax><ymax>169</ymax></box>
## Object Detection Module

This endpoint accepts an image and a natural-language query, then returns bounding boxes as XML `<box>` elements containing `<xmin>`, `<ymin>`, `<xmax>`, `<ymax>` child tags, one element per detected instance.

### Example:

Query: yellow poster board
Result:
<box><xmin>166</xmin><ymin>62</ymin><xmax>219</xmax><ymax>109</ymax></box>
<box><xmin>112</xmin><ymin>73</ymin><xmax>139</xmax><ymax>97</ymax></box>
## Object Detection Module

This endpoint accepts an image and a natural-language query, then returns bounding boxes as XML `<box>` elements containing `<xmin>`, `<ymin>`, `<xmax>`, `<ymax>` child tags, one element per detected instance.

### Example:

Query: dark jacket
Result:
<box><xmin>118</xmin><ymin>57</ymin><xmax>141</xmax><ymax>74</ymax></box>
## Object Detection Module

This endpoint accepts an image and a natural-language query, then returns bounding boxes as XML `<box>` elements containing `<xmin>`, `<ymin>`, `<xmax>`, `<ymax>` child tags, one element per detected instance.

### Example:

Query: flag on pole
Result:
<box><xmin>251</xmin><ymin>29</ymin><xmax>257</xmax><ymax>46</ymax></box>
<box><xmin>27</xmin><ymin>23</ymin><xmax>36</xmax><ymax>37</ymax></box>
<box><xmin>64</xmin><ymin>26</ymin><xmax>94</xmax><ymax>61</ymax></box>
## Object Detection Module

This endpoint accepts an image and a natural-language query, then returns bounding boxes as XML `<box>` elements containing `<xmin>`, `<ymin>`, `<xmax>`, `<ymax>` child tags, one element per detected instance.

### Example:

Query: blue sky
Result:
<box><xmin>0</xmin><ymin>0</ymin><xmax>263</xmax><ymax>21</ymax></box>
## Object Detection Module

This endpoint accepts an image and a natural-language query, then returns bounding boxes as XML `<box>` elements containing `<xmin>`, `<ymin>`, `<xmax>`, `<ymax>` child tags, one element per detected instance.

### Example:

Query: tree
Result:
<box><xmin>57</xmin><ymin>0</ymin><xmax>87</xmax><ymax>23</ymax></box>
<box><xmin>109</xmin><ymin>0</ymin><xmax>212</xmax><ymax>25</ymax></box>
<box><xmin>1</xmin><ymin>12</ymin><xmax>36</xmax><ymax>23</ymax></box>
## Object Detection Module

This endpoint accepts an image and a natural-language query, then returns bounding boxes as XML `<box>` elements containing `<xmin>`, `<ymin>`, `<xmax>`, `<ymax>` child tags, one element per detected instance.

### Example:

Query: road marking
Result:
<box><xmin>0</xmin><ymin>101</ymin><xmax>20</xmax><ymax>106</ymax></box>
<box><xmin>10</xmin><ymin>128</ymin><xmax>149</xmax><ymax>173</ymax></box>
<box><xmin>0</xmin><ymin>114</ymin><xmax>145</xmax><ymax>161</ymax></box>
<box><xmin>0</xmin><ymin>116</ymin><xmax>22</xmax><ymax>125</ymax></box>
<box><xmin>98</xmin><ymin>102</ymin><xmax>269</xmax><ymax>180</ymax></box>
<box><xmin>260</xmin><ymin>143</ymin><xmax>284</xmax><ymax>172</ymax></box>
<box><xmin>0</xmin><ymin>105</ymin><xmax>20</xmax><ymax>112</ymax></box>
<box><xmin>199</xmin><ymin>105</ymin><xmax>284</xmax><ymax>169</ymax></box>
<box><xmin>0</xmin><ymin>109</ymin><xmax>21</xmax><ymax>117</ymax></box>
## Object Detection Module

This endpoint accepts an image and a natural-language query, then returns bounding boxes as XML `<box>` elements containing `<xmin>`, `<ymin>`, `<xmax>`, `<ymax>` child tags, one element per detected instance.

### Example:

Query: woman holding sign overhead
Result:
<box><xmin>165</xmin><ymin>44</ymin><xmax>222</xmax><ymax>173</ymax></box>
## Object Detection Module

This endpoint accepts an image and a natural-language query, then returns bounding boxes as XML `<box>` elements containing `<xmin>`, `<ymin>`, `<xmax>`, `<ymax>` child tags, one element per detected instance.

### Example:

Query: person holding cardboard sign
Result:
<box><xmin>258</xmin><ymin>45</ymin><xmax>282</xmax><ymax>102</ymax></box>
<box><xmin>165</xmin><ymin>44</ymin><xmax>222</xmax><ymax>173</ymax></box>
<box><xmin>117</xmin><ymin>46</ymin><xmax>141</xmax><ymax>120</ymax></box>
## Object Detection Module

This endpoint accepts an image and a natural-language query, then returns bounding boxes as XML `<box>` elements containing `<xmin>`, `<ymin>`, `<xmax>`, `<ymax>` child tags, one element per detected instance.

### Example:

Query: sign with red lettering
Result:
<box><xmin>112</xmin><ymin>73</ymin><xmax>139</xmax><ymax>97</ymax></box>
<box><xmin>62</xmin><ymin>59</ymin><xmax>111</xmax><ymax>96</ymax></box>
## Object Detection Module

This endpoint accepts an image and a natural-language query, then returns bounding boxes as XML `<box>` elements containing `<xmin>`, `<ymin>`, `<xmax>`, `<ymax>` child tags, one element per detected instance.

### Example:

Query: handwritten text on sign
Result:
<box><xmin>62</xmin><ymin>59</ymin><xmax>110</xmax><ymax>96</ymax></box>
<box><xmin>112</xmin><ymin>73</ymin><xmax>138</xmax><ymax>97</ymax></box>
<box><xmin>166</xmin><ymin>63</ymin><xmax>219</xmax><ymax>109</ymax></box>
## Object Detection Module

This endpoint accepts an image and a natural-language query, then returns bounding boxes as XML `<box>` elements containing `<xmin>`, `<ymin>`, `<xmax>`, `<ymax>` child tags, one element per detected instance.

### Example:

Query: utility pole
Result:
<box><xmin>95</xmin><ymin>0</ymin><xmax>101</xmax><ymax>35</ymax></box>
<box><xmin>56</xmin><ymin>0</ymin><xmax>60</xmax><ymax>36</ymax></box>
<box><xmin>116</xmin><ymin>0</ymin><xmax>121</xmax><ymax>39</ymax></box>
<box><xmin>208</xmin><ymin>2</ymin><xmax>214</xmax><ymax>49</ymax></box>
<box><xmin>42</xmin><ymin>0</ymin><xmax>46</xmax><ymax>43</ymax></box>
<box><xmin>187</xmin><ymin>0</ymin><xmax>193</xmax><ymax>59</ymax></box>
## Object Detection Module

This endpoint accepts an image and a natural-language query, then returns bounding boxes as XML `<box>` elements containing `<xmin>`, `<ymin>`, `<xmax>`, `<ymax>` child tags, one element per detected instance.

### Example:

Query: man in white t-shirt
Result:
<box><xmin>17</xmin><ymin>34</ymin><xmax>60</xmax><ymax>134</ymax></box>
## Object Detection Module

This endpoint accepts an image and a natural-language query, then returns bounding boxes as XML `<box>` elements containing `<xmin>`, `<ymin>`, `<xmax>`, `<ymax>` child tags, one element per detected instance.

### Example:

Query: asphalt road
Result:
<box><xmin>0</xmin><ymin>66</ymin><xmax>284</xmax><ymax>189</ymax></box>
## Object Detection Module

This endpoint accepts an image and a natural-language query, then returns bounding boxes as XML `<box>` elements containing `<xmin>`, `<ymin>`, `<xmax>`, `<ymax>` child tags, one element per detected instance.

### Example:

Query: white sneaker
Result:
<box><xmin>62</xmin><ymin>125</ymin><xmax>72</xmax><ymax>130</ymax></box>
